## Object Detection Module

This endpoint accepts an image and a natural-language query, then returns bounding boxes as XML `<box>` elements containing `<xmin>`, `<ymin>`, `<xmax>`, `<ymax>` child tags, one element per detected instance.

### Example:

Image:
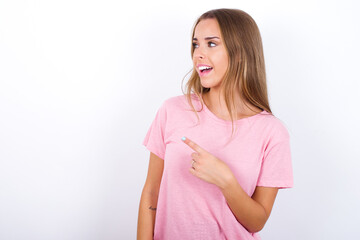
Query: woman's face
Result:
<box><xmin>192</xmin><ymin>18</ymin><xmax>229</xmax><ymax>90</ymax></box>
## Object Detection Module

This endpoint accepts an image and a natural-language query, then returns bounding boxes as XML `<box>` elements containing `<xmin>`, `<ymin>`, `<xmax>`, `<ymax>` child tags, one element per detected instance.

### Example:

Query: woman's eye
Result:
<box><xmin>208</xmin><ymin>42</ymin><xmax>216</xmax><ymax>47</ymax></box>
<box><xmin>192</xmin><ymin>42</ymin><xmax>199</xmax><ymax>48</ymax></box>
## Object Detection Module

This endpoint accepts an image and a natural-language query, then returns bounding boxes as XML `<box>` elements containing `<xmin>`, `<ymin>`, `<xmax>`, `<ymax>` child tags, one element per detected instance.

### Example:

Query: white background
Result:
<box><xmin>1</xmin><ymin>0</ymin><xmax>359</xmax><ymax>239</ymax></box>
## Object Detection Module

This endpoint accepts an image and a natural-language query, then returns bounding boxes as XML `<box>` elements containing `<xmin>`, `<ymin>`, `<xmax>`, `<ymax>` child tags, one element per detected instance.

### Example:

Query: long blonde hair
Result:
<box><xmin>182</xmin><ymin>8</ymin><xmax>272</xmax><ymax>135</ymax></box>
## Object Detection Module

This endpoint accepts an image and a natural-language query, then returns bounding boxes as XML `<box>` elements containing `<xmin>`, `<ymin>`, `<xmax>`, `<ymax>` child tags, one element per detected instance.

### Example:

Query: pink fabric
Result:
<box><xmin>143</xmin><ymin>94</ymin><xmax>293</xmax><ymax>240</ymax></box>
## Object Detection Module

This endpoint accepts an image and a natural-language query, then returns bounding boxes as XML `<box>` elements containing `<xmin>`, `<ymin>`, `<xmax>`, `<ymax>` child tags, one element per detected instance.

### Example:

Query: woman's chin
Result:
<box><xmin>200</xmin><ymin>82</ymin><xmax>221</xmax><ymax>90</ymax></box>
<box><xmin>200</xmin><ymin>81</ymin><xmax>214</xmax><ymax>89</ymax></box>
<box><xmin>200</xmin><ymin>77</ymin><xmax>222</xmax><ymax>90</ymax></box>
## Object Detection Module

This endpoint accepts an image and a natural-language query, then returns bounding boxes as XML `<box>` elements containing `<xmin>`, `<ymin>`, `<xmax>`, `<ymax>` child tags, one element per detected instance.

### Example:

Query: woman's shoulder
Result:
<box><xmin>256</xmin><ymin>111</ymin><xmax>291</xmax><ymax>141</ymax></box>
<box><xmin>163</xmin><ymin>94</ymin><xmax>185</xmax><ymax>104</ymax></box>
<box><xmin>161</xmin><ymin>94</ymin><xmax>200</xmax><ymax>109</ymax></box>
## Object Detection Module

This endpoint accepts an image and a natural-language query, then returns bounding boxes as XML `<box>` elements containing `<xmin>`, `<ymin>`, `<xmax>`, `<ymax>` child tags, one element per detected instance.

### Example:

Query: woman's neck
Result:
<box><xmin>202</xmin><ymin>89</ymin><xmax>262</xmax><ymax>121</ymax></box>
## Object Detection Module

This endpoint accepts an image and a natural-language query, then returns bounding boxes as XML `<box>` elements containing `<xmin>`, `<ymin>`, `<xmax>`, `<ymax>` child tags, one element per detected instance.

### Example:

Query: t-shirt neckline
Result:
<box><xmin>195</xmin><ymin>94</ymin><xmax>267</xmax><ymax>125</ymax></box>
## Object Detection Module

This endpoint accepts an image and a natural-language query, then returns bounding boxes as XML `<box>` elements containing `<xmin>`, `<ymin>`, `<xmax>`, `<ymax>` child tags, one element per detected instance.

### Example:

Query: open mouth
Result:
<box><xmin>199</xmin><ymin>66</ymin><xmax>213</xmax><ymax>74</ymax></box>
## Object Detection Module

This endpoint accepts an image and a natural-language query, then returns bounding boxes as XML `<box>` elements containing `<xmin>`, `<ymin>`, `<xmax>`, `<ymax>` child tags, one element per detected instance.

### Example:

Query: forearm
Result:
<box><xmin>137</xmin><ymin>190</ymin><xmax>159</xmax><ymax>240</ymax></box>
<box><xmin>220</xmin><ymin>176</ymin><xmax>267</xmax><ymax>233</ymax></box>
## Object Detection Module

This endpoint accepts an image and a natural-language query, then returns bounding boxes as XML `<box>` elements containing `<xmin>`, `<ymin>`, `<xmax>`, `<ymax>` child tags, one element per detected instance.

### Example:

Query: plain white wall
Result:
<box><xmin>1</xmin><ymin>0</ymin><xmax>359</xmax><ymax>239</ymax></box>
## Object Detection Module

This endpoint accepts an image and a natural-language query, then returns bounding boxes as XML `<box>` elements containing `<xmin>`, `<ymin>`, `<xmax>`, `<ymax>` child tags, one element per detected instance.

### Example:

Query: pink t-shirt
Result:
<box><xmin>143</xmin><ymin>94</ymin><xmax>293</xmax><ymax>240</ymax></box>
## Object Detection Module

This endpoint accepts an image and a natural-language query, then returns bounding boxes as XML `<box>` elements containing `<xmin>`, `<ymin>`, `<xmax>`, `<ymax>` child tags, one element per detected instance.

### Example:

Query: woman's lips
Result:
<box><xmin>199</xmin><ymin>68</ymin><xmax>212</xmax><ymax>77</ymax></box>
<box><xmin>197</xmin><ymin>64</ymin><xmax>213</xmax><ymax>77</ymax></box>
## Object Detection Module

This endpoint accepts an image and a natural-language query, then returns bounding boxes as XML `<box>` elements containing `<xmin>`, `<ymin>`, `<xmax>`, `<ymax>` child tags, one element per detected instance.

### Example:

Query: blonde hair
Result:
<box><xmin>182</xmin><ymin>8</ymin><xmax>272</xmax><ymax>136</ymax></box>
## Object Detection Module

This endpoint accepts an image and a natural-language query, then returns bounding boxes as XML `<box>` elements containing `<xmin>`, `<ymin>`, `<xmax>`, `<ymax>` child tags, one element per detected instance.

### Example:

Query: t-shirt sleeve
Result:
<box><xmin>257</xmin><ymin>123</ymin><xmax>294</xmax><ymax>189</ymax></box>
<box><xmin>142</xmin><ymin>101</ymin><xmax>167</xmax><ymax>160</ymax></box>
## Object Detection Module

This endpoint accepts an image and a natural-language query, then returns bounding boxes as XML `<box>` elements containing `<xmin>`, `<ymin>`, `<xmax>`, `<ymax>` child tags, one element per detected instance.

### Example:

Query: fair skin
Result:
<box><xmin>137</xmin><ymin>18</ymin><xmax>278</xmax><ymax>239</ymax></box>
<box><xmin>192</xmin><ymin>18</ymin><xmax>262</xmax><ymax>119</ymax></box>
<box><xmin>137</xmin><ymin>152</ymin><xmax>163</xmax><ymax>240</ymax></box>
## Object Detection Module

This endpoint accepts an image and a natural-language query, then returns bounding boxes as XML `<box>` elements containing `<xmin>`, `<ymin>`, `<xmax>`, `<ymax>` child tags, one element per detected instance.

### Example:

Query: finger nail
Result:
<box><xmin>181</xmin><ymin>137</ymin><xmax>186</xmax><ymax>141</ymax></box>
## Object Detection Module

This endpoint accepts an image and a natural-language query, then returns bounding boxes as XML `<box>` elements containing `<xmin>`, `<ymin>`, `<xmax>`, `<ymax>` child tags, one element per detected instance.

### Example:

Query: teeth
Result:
<box><xmin>199</xmin><ymin>66</ymin><xmax>212</xmax><ymax>71</ymax></box>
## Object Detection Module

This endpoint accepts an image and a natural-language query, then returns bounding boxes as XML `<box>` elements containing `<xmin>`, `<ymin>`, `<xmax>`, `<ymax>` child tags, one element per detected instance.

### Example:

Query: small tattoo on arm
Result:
<box><xmin>149</xmin><ymin>206</ymin><xmax>157</xmax><ymax>211</ymax></box>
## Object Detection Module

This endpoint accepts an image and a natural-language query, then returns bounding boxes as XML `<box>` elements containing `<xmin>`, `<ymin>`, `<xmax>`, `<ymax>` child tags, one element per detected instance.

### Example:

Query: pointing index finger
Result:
<box><xmin>181</xmin><ymin>137</ymin><xmax>204</xmax><ymax>153</ymax></box>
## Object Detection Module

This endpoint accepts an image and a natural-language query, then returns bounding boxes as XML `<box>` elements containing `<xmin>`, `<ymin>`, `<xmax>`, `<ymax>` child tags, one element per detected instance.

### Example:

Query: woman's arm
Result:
<box><xmin>220</xmin><ymin>179</ymin><xmax>278</xmax><ymax>233</ymax></box>
<box><xmin>137</xmin><ymin>152</ymin><xmax>164</xmax><ymax>240</ymax></box>
<box><xmin>182</xmin><ymin>137</ymin><xmax>278</xmax><ymax>233</ymax></box>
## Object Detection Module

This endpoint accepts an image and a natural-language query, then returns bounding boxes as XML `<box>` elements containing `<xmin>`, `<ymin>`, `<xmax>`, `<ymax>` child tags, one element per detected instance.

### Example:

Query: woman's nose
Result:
<box><xmin>193</xmin><ymin>47</ymin><xmax>205</xmax><ymax>59</ymax></box>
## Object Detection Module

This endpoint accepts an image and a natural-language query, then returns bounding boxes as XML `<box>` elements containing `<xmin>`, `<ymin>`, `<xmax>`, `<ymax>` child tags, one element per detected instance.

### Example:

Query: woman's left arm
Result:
<box><xmin>221</xmin><ymin>179</ymin><xmax>278</xmax><ymax>233</ymax></box>
<box><xmin>182</xmin><ymin>137</ymin><xmax>278</xmax><ymax>233</ymax></box>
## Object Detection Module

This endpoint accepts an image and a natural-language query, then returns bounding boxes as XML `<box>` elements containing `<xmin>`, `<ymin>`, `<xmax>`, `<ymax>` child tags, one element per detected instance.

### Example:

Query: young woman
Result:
<box><xmin>137</xmin><ymin>8</ymin><xmax>293</xmax><ymax>240</ymax></box>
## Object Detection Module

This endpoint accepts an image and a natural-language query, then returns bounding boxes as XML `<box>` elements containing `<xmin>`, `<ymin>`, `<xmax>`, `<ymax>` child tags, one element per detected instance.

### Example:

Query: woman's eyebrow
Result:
<box><xmin>193</xmin><ymin>36</ymin><xmax>220</xmax><ymax>41</ymax></box>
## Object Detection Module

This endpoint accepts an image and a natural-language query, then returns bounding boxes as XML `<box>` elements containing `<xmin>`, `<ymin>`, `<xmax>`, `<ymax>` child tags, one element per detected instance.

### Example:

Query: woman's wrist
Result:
<box><xmin>217</xmin><ymin>171</ymin><xmax>237</xmax><ymax>191</ymax></box>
